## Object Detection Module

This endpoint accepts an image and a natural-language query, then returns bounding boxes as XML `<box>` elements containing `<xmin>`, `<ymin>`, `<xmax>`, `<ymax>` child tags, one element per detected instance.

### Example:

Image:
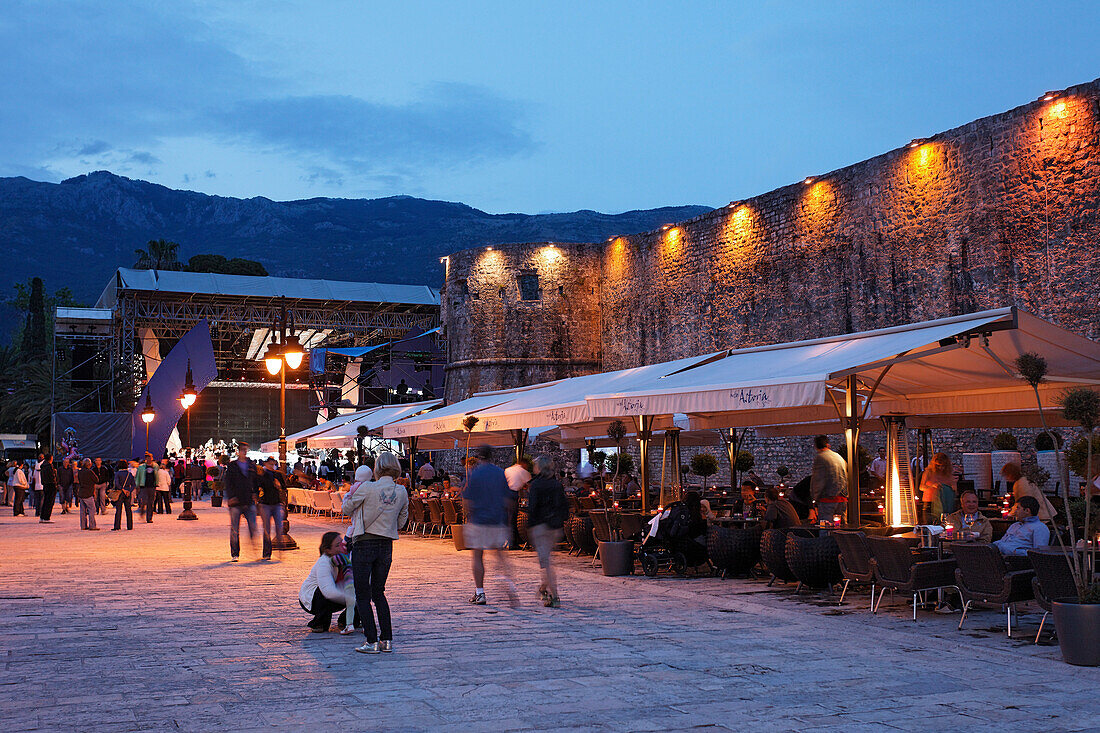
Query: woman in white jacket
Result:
<box><xmin>342</xmin><ymin>453</ymin><xmax>408</xmax><ymax>654</ymax></box>
<box><xmin>299</xmin><ymin>531</ymin><xmax>358</xmax><ymax>633</ymax></box>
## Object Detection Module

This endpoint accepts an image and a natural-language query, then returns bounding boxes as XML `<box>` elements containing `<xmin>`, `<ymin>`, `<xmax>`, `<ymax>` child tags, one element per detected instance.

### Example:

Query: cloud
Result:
<box><xmin>214</xmin><ymin>84</ymin><xmax>533</xmax><ymax>172</ymax></box>
<box><xmin>0</xmin><ymin>1</ymin><xmax>534</xmax><ymax>193</ymax></box>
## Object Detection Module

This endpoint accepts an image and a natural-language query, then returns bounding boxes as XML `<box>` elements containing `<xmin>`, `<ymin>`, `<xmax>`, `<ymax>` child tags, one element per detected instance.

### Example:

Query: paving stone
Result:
<box><xmin>1</xmin><ymin>502</ymin><xmax>1098</xmax><ymax>731</ymax></box>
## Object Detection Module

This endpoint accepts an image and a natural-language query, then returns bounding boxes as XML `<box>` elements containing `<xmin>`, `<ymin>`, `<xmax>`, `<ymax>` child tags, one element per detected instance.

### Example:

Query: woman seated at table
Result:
<box><xmin>732</xmin><ymin>481</ymin><xmax>765</xmax><ymax>518</ymax></box>
<box><xmin>944</xmin><ymin>489</ymin><xmax>993</xmax><ymax>542</ymax></box>
<box><xmin>1000</xmin><ymin>462</ymin><xmax>1056</xmax><ymax>521</ymax></box>
<box><xmin>919</xmin><ymin>453</ymin><xmax>957</xmax><ymax>524</ymax></box>
<box><xmin>299</xmin><ymin>531</ymin><xmax>358</xmax><ymax>634</ymax></box>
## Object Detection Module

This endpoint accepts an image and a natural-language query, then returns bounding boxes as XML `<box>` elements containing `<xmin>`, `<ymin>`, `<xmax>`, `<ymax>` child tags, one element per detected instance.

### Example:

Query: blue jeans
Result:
<box><xmin>258</xmin><ymin>503</ymin><xmax>284</xmax><ymax>559</ymax></box>
<box><xmin>228</xmin><ymin>504</ymin><xmax>258</xmax><ymax>558</ymax></box>
<box><xmin>352</xmin><ymin>537</ymin><xmax>393</xmax><ymax>643</ymax></box>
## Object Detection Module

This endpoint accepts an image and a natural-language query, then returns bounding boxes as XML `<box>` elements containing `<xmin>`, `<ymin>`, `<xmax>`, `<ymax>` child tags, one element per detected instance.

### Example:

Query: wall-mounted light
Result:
<box><xmin>485</xmin><ymin>246</ymin><xmax>493</xmax><ymax>251</ymax></box>
<box><xmin>803</xmin><ymin>177</ymin><xmax>815</xmax><ymax>185</ymax></box>
<box><xmin>1040</xmin><ymin>90</ymin><xmax>1062</xmax><ymax>102</ymax></box>
<box><xmin>727</xmin><ymin>201</ymin><xmax>741</xmax><ymax>209</ymax></box>
<box><xmin>908</xmin><ymin>138</ymin><xmax>927</xmax><ymax>149</ymax></box>
<box><xmin>661</xmin><ymin>225</ymin><xmax>671</xmax><ymax>231</ymax></box>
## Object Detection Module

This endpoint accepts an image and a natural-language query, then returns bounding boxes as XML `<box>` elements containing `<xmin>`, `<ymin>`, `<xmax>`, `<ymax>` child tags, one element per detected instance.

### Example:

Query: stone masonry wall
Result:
<box><xmin>441</xmin><ymin>79</ymin><xmax>1100</xmax><ymax>481</ymax></box>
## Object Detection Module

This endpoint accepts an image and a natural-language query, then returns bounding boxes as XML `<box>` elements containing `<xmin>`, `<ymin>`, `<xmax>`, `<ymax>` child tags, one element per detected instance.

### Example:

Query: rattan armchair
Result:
<box><xmin>866</xmin><ymin>535</ymin><xmax>958</xmax><ymax>619</ymax></box>
<box><xmin>952</xmin><ymin>542</ymin><xmax>1035</xmax><ymax>638</ymax></box>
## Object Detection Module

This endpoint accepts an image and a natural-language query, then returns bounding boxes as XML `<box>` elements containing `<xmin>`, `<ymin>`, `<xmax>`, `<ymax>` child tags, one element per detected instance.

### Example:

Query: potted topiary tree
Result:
<box><xmin>1048</xmin><ymin>386</ymin><xmax>1100</xmax><ymax>665</ymax></box>
<box><xmin>690</xmin><ymin>453</ymin><xmax>719</xmax><ymax>493</ymax></box>
<box><xmin>734</xmin><ymin>450</ymin><xmax>755</xmax><ymax>483</ymax></box>
<box><xmin>776</xmin><ymin>465</ymin><xmax>790</xmax><ymax>487</ymax></box>
<box><xmin>598</xmin><ymin>447</ymin><xmax>635</xmax><ymax>576</ymax></box>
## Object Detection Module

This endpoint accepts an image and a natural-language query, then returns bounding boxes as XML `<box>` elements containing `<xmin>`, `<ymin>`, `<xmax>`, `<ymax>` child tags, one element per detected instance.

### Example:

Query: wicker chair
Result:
<box><xmin>515</xmin><ymin>509</ymin><xmax>530</xmax><ymax>549</ymax></box>
<box><xmin>409</xmin><ymin>498</ymin><xmax>427</xmax><ymax>534</ymax></box>
<box><xmin>1028</xmin><ymin>548</ymin><xmax>1079</xmax><ymax>644</ymax></box>
<box><xmin>589</xmin><ymin>510</ymin><xmax>612</xmax><ymax>565</ymax></box>
<box><xmin>570</xmin><ymin>514</ymin><xmax>597</xmax><ymax>555</ymax></box>
<box><xmin>619</xmin><ymin>513</ymin><xmax>646</xmax><ymax>541</ymax></box>
<box><xmin>578</xmin><ymin>496</ymin><xmax>596</xmax><ymax>512</ymax></box>
<box><xmin>785</xmin><ymin>532</ymin><xmax>843</xmax><ymax>592</ymax></box>
<box><xmin>563</xmin><ymin>512</ymin><xmax>577</xmax><ymax>552</ymax></box>
<box><xmin>953</xmin><ymin>542</ymin><xmax>1035</xmax><ymax>637</ymax></box>
<box><xmin>425</xmin><ymin>498</ymin><xmax>447</xmax><ymax>538</ymax></box>
<box><xmin>866</xmin><ymin>535</ymin><xmax>958</xmax><ymax>619</ymax></box>
<box><xmin>442</xmin><ymin>499</ymin><xmax>461</xmax><ymax>531</ymax></box>
<box><xmin>707</xmin><ymin>525</ymin><xmax>762</xmax><ymax>577</ymax></box>
<box><xmin>760</xmin><ymin>528</ymin><xmax>800</xmax><ymax>586</ymax></box>
<box><xmin>834</xmin><ymin>530</ymin><xmax>875</xmax><ymax>608</ymax></box>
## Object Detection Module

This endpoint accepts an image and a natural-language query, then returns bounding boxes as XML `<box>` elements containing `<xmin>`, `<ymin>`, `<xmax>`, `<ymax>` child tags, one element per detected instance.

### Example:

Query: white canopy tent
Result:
<box><xmin>583</xmin><ymin>307</ymin><xmax>1100</xmax><ymax>524</ymax></box>
<box><xmin>307</xmin><ymin>400</ymin><xmax>443</xmax><ymax>450</ymax></box>
<box><xmin>259</xmin><ymin>409</ymin><xmax>378</xmax><ymax>453</ymax></box>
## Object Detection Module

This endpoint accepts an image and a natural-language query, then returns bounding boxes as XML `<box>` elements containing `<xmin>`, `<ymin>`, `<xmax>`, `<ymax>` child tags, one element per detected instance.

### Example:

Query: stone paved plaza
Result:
<box><xmin>2</xmin><ymin>500</ymin><xmax>1098</xmax><ymax>732</ymax></box>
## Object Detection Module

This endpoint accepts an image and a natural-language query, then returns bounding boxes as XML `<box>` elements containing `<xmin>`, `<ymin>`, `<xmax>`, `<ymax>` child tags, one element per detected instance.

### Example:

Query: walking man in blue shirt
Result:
<box><xmin>462</xmin><ymin>445</ymin><xmax>517</xmax><ymax>606</ymax></box>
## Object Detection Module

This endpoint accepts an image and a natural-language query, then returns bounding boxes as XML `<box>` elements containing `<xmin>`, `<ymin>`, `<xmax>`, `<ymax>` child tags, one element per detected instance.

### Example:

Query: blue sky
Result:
<box><xmin>2</xmin><ymin>1</ymin><xmax>1098</xmax><ymax>213</ymax></box>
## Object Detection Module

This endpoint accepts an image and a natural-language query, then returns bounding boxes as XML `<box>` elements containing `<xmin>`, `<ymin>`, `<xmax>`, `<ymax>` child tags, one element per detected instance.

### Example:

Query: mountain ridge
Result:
<box><xmin>0</xmin><ymin>171</ymin><xmax>710</xmax><ymax>303</ymax></box>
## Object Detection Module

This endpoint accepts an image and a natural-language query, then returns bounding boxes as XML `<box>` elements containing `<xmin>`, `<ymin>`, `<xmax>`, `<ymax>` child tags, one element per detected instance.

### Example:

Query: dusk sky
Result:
<box><xmin>4</xmin><ymin>1</ymin><xmax>1099</xmax><ymax>214</ymax></box>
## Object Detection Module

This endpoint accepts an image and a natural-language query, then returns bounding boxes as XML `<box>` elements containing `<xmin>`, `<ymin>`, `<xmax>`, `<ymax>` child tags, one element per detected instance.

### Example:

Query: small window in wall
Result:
<box><xmin>517</xmin><ymin>272</ymin><xmax>540</xmax><ymax>301</ymax></box>
<box><xmin>454</xmin><ymin>279</ymin><xmax>469</xmax><ymax>296</ymax></box>
<box><xmin>499</xmin><ymin>286</ymin><xmax>506</xmax><ymax>299</ymax></box>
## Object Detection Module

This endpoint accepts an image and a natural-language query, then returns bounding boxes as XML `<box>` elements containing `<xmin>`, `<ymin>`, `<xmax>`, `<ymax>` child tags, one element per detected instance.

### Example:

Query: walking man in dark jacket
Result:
<box><xmin>224</xmin><ymin>442</ymin><xmax>259</xmax><ymax>562</ymax></box>
<box><xmin>38</xmin><ymin>454</ymin><xmax>57</xmax><ymax>523</ymax></box>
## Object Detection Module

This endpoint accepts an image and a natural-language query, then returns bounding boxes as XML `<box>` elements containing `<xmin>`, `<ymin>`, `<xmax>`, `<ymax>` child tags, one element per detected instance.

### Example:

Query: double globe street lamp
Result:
<box><xmin>178</xmin><ymin>361</ymin><xmax>198</xmax><ymax>521</ymax></box>
<box><xmin>262</xmin><ymin>299</ymin><xmax>302</xmax><ymax>550</ymax></box>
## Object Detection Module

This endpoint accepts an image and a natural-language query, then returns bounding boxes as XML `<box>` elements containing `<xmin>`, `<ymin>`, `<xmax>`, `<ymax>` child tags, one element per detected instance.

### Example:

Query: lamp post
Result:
<box><xmin>178</xmin><ymin>361</ymin><xmax>198</xmax><ymax>521</ymax></box>
<box><xmin>141</xmin><ymin>395</ymin><xmax>156</xmax><ymax>457</ymax></box>
<box><xmin>263</xmin><ymin>298</ymin><xmax>301</xmax><ymax>550</ymax></box>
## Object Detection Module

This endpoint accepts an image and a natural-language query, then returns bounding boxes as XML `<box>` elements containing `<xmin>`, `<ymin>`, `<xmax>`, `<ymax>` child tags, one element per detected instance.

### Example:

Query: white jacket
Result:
<box><xmin>299</xmin><ymin>554</ymin><xmax>355</xmax><ymax>612</ymax></box>
<box><xmin>342</xmin><ymin>475</ymin><xmax>409</xmax><ymax>540</ymax></box>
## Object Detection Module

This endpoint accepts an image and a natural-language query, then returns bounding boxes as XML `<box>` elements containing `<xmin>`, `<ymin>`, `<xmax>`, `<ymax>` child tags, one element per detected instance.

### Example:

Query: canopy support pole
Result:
<box><xmin>659</xmin><ymin>434</ymin><xmax>668</xmax><ymax>509</ymax></box>
<box><xmin>844</xmin><ymin>375</ymin><xmax>861</xmax><ymax>527</ymax></box>
<box><xmin>407</xmin><ymin>436</ymin><xmax>418</xmax><ymax>482</ymax></box>
<box><xmin>638</xmin><ymin>415</ymin><xmax>653</xmax><ymax>514</ymax></box>
<box><xmin>668</xmin><ymin>427</ymin><xmax>682</xmax><ymax>504</ymax></box>
<box><xmin>511</xmin><ymin>429</ymin><xmax>526</xmax><ymax>463</ymax></box>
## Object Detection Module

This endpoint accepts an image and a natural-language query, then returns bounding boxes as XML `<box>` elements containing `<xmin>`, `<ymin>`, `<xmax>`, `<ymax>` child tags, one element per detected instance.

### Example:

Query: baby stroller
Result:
<box><xmin>638</xmin><ymin>501</ymin><xmax>709</xmax><ymax>577</ymax></box>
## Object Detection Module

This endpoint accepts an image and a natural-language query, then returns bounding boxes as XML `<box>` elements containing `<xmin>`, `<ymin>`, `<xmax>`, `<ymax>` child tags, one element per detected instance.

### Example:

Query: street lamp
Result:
<box><xmin>266</xmin><ymin>298</ymin><xmax>300</xmax><ymax>550</ymax></box>
<box><xmin>177</xmin><ymin>360</ymin><xmax>198</xmax><ymax>521</ymax></box>
<box><xmin>141</xmin><ymin>395</ymin><xmax>156</xmax><ymax>457</ymax></box>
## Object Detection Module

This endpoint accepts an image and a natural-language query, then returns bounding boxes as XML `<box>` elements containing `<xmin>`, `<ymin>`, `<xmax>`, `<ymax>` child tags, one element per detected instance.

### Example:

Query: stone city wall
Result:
<box><xmin>439</xmin><ymin>78</ymin><xmax>1100</xmax><ymax>483</ymax></box>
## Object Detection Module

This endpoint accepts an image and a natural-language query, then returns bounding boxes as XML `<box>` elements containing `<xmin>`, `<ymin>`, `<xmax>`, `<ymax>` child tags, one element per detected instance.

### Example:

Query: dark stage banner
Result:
<box><xmin>52</xmin><ymin>412</ymin><xmax>133</xmax><ymax>461</ymax></box>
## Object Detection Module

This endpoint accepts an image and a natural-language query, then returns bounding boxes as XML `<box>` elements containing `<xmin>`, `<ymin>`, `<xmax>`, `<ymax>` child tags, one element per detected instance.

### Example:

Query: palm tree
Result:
<box><xmin>133</xmin><ymin>239</ymin><xmax>183</xmax><ymax>270</ymax></box>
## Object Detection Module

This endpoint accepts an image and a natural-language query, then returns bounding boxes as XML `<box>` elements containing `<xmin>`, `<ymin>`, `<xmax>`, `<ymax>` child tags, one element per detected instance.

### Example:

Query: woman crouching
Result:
<box><xmin>299</xmin><ymin>531</ymin><xmax>358</xmax><ymax>633</ymax></box>
<box><xmin>342</xmin><ymin>452</ymin><xmax>408</xmax><ymax>654</ymax></box>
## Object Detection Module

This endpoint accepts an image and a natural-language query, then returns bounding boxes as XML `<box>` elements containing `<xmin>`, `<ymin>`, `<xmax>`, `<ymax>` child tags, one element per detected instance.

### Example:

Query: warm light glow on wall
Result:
<box><xmin>542</xmin><ymin>244</ymin><xmax>562</xmax><ymax>262</ymax></box>
<box><xmin>664</xmin><ymin>227</ymin><xmax>683</xmax><ymax>253</ymax></box>
<box><xmin>799</xmin><ymin>178</ymin><xmax>837</xmax><ymax>234</ymax></box>
<box><xmin>607</xmin><ymin>236</ymin><xmax>628</xmax><ymax>278</ymax></box>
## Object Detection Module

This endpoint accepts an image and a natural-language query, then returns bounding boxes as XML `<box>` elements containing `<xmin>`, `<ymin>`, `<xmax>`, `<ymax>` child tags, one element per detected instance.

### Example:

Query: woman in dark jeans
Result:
<box><xmin>341</xmin><ymin>452</ymin><xmax>408</xmax><ymax>654</ymax></box>
<box><xmin>112</xmin><ymin>460</ymin><xmax>136</xmax><ymax>530</ymax></box>
<box><xmin>526</xmin><ymin>455</ymin><xmax>568</xmax><ymax>607</ymax></box>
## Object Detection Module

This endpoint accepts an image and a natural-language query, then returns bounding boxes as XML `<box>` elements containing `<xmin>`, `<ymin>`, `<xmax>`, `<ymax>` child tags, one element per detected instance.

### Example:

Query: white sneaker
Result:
<box><xmin>355</xmin><ymin>641</ymin><xmax>381</xmax><ymax>654</ymax></box>
<box><xmin>339</xmin><ymin>625</ymin><xmax>357</xmax><ymax>635</ymax></box>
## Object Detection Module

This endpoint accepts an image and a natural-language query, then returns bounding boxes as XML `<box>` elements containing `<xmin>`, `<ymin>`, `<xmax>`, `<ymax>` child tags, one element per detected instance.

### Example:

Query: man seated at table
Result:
<box><xmin>732</xmin><ymin>481</ymin><xmax>765</xmax><ymax>518</ymax></box>
<box><xmin>761</xmin><ymin>486</ymin><xmax>802</xmax><ymax>529</ymax></box>
<box><xmin>993</xmin><ymin>496</ymin><xmax>1050</xmax><ymax>556</ymax></box>
<box><xmin>945</xmin><ymin>489</ymin><xmax>992</xmax><ymax>542</ymax></box>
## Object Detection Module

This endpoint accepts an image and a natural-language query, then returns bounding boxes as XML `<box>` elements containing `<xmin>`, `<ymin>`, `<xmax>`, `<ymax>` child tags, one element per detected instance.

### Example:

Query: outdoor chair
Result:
<box><xmin>785</xmin><ymin>532</ymin><xmax>842</xmax><ymax>593</ymax></box>
<box><xmin>619</xmin><ymin>513</ymin><xmax>646</xmax><ymax>541</ymax></box>
<box><xmin>760</xmin><ymin>528</ymin><xmax>809</xmax><ymax>586</ymax></box>
<box><xmin>408</xmin><ymin>498</ymin><xmax>426</xmax><ymax>533</ymax></box>
<box><xmin>834</xmin><ymin>530</ymin><xmax>875</xmax><ymax>608</ymax></box>
<box><xmin>312</xmin><ymin>491</ymin><xmax>331</xmax><ymax>518</ymax></box>
<box><xmin>866</xmin><ymin>535</ymin><xmax>958</xmax><ymax>619</ymax></box>
<box><xmin>570</xmin><ymin>514</ymin><xmax>597</xmax><ymax>555</ymax></box>
<box><xmin>578</xmin><ymin>496</ymin><xmax>596</xmax><ymax>512</ymax></box>
<box><xmin>953</xmin><ymin>542</ymin><xmax>1035</xmax><ymax>638</ymax></box>
<box><xmin>707</xmin><ymin>524</ymin><xmax>761</xmax><ymax>578</ymax></box>
<box><xmin>590</xmin><ymin>510</ymin><xmax>612</xmax><ymax>566</ymax></box>
<box><xmin>442</xmin><ymin>499</ymin><xmax>461</xmax><ymax>531</ymax></box>
<box><xmin>516</xmin><ymin>508</ymin><xmax>530</xmax><ymax>549</ymax></box>
<box><xmin>1028</xmin><ymin>548</ymin><xmax>1079</xmax><ymax>644</ymax></box>
<box><xmin>563</xmin><ymin>512</ymin><xmax>577</xmax><ymax>551</ymax></box>
<box><xmin>425</xmin><ymin>498</ymin><xmax>448</xmax><ymax>538</ymax></box>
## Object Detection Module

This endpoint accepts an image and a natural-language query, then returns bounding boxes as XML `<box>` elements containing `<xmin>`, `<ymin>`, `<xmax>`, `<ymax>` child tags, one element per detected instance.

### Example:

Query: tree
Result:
<box><xmin>462</xmin><ymin>415</ymin><xmax>479</xmax><ymax>461</ymax></box>
<box><xmin>690</xmin><ymin>453</ymin><xmax>719</xmax><ymax>492</ymax></box>
<box><xmin>185</xmin><ymin>254</ymin><xmax>268</xmax><ymax>276</ymax></box>
<box><xmin>1017</xmin><ymin>353</ymin><xmax>1082</xmax><ymax>592</ymax></box>
<box><xmin>1060</xmin><ymin>386</ymin><xmax>1100</xmax><ymax>597</ymax></box>
<box><xmin>607</xmin><ymin>419</ymin><xmax>627</xmax><ymax>495</ymax></box>
<box><xmin>19</xmin><ymin>277</ymin><xmax>47</xmax><ymax>361</ymax></box>
<box><xmin>992</xmin><ymin>432</ymin><xmax>1018</xmax><ymax>451</ymax></box>
<box><xmin>133</xmin><ymin>239</ymin><xmax>183</xmax><ymax>270</ymax></box>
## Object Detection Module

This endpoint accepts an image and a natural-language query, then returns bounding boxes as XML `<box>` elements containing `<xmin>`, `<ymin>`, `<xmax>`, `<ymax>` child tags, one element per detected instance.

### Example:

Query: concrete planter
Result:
<box><xmin>1052</xmin><ymin>599</ymin><xmax>1100</xmax><ymax>666</ymax></box>
<box><xmin>599</xmin><ymin>540</ymin><xmax>634</xmax><ymax>576</ymax></box>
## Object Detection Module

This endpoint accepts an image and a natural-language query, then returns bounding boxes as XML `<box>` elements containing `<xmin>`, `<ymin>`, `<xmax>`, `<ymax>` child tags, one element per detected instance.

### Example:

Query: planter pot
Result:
<box><xmin>451</xmin><ymin>524</ymin><xmax>467</xmax><ymax>552</ymax></box>
<box><xmin>598</xmin><ymin>539</ymin><xmax>634</xmax><ymax>576</ymax></box>
<box><xmin>210</xmin><ymin>493</ymin><xmax>223</xmax><ymax>508</ymax></box>
<box><xmin>1052</xmin><ymin>599</ymin><xmax>1100</xmax><ymax>666</ymax></box>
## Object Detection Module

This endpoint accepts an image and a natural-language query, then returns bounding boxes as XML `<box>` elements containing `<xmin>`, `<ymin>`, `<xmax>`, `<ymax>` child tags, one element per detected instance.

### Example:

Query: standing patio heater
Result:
<box><xmin>883</xmin><ymin>417</ymin><xmax>918</xmax><ymax>527</ymax></box>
